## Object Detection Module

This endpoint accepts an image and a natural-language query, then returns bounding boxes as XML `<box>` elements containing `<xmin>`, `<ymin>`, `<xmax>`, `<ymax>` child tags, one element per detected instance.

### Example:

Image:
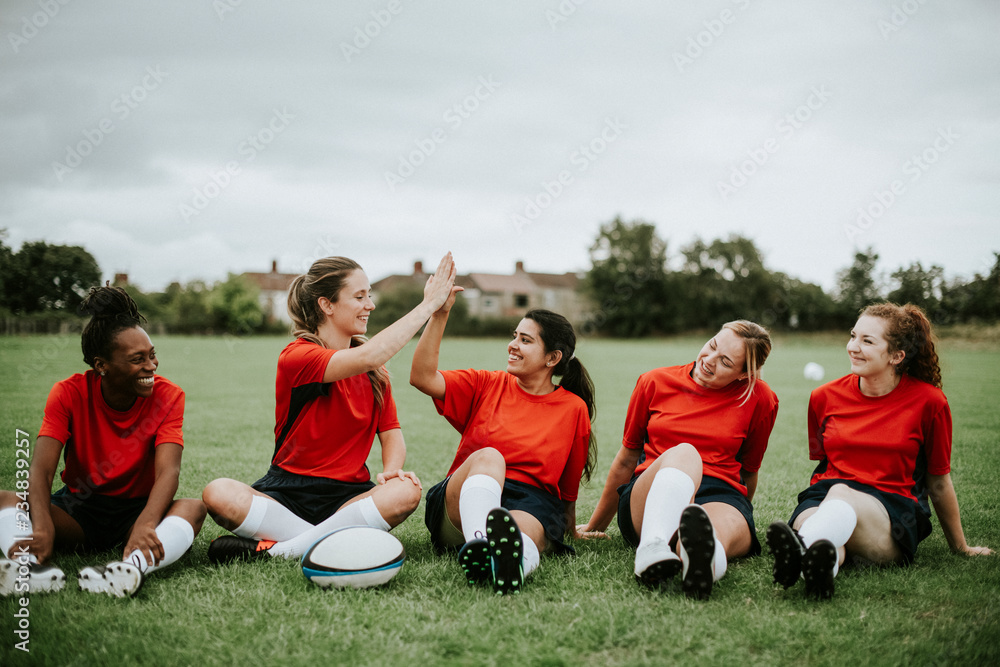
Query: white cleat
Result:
<box><xmin>1</xmin><ymin>558</ymin><xmax>66</xmax><ymax>595</ymax></box>
<box><xmin>634</xmin><ymin>537</ymin><xmax>682</xmax><ymax>589</ymax></box>
<box><xmin>79</xmin><ymin>560</ymin><xmax>144</xmax><ymax>598</ymax></box>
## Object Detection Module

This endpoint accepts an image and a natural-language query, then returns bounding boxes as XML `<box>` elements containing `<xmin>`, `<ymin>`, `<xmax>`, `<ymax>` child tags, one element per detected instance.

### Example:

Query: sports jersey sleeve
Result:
<box><xmin>377</xmin><ymin>380</ymin><xmax>401</xmax><ymax>433</ymax></box>
<box><xmin>433</xmin><ymin>369</ymin><xmax>487</xmax><ymax>433</ymax></box>
<box><xmin>622</xmin><ymin>373</ymin><xmax>654</xmax><ymax>450</ymax></box>
<box><xmin>38</xmin><ymin>381</ymin><xmax>73</xmax><ymax>444</ymax></box>
<box><xmin>153</xmin><ymin>389</ymin><xmax>185</xmax><ymax>447</ymax></box>
<box><xmin>556</xmin><ymin>410</ymin><xmax>590</xmax><ymax>502</ymax></box>
<box><xmin>737</xmin><ymin>388</ymin><xmax>778</xmax><ymax>473</ymax></box>
<box><xmin>807</xmin><ymin>388</ymin><xmax>826</xmax><ymax>461</ymax></box>
<box><xmin>286</xmin><ymin>340</ymin><xmax>337</xmax><ymax>385</ymax></box>
<box><xmin>924</xmin><ymin>399</ymin><xmax>952</xmax><ymax>475</ymax></box>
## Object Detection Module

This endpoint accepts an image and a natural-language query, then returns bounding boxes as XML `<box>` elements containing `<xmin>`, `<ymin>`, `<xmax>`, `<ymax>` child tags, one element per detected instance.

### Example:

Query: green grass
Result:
<box><xmin>1</xmin><ymin>333</ymin><xmax>999</xmax><ymax>666</ymax></box>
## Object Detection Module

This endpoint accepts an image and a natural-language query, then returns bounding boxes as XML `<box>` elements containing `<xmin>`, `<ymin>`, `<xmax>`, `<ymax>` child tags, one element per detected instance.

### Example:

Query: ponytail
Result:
<box><xmin>524</xmin><ymin>309</ymin><xmax>598</xmax><ymax>481</ymax></box>
<box><xmin>287</xmin><ymin>257</ymin><xmax>390</xmax><ymax>408</ymax></box>
<box><xmin>862</xmin><ymin>302</ymin><xmax>941</xmax><ymax>388</ymax></box>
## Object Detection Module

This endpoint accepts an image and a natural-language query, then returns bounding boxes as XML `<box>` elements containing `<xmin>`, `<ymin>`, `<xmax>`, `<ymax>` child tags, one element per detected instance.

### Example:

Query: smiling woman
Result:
<box><xmin>201</xmin><ymin>253</ymin><xmax>458</xmax><ymax>566</ymax></box>
<box><xmin>0</xmin><ymin>284</ymin><xmax>206</xmax><ymax>599</ymax></box>
<box><xmin>578</xmin><ymin>320</ymin><xmax>778</xmax><ymax>600</ymax></box>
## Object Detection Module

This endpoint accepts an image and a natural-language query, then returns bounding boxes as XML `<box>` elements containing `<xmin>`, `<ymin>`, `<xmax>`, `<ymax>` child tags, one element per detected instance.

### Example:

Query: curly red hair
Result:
<box><xmin>861</xmin><ymin>302</ymin><xmax>941</xmax><ymax>388</ymax></box>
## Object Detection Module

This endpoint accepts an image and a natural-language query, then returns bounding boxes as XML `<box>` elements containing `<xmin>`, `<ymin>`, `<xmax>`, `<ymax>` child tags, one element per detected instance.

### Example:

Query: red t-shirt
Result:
<box><xmin>38</xmin><ymin>370</ymin><xmax>185</xmax><ymax>498</ymax></box>
<box><xmin>623</xmin><ymin>362</ymin><xmax>779</xmax><ymax>496</ymax></box>
<box><xmin>272</xmin><ymin>338</ymin><xmax>400</xmax><ymax>482</ymax></box>
<box><xmin>808</xmin><ymin>374</ymin><xmax>952</xmax><ymax>503</ymax></box>
<box><xmin>434</xmin><ymin>369</ymin><xmax>591</xmax><ymax>502</ymax></box>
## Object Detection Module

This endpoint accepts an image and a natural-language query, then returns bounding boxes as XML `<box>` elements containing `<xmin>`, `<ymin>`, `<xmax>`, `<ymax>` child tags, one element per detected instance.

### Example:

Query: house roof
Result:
<box><xmin>243</xmin><ymin>271</ymin><xmax>298</xmax><ymax>291</ymax></box>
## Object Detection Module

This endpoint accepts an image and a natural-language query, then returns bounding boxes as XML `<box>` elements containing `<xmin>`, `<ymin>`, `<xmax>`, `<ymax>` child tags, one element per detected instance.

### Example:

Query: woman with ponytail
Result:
<box><xmin>578</xmin><ymin>321</ymin><xmax>778</xmax><ymax>601</ymax></box>
<box><xmin>0</xmin><ymin>285</ymin><xmax>205</xmax><ymax>598</ymax></box>
<box><xmin>410</xmin><ymin>299</ymin><xmax>595</xmax><ymax>595</ymax></box>
<box><xmin>768</xmin><ymin>303</ymin><xmax>991</xmax><ymax>601</ymax></box>
<box><xmin>203</xmin><ymin>253</ymin><xmax>458</xmax><ymax>564</ymax></box>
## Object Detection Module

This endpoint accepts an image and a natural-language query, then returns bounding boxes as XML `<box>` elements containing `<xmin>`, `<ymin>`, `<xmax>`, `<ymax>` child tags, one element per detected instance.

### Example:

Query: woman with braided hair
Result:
<box><xmin>767</xmin><ymin>302</ymin><xmax>992</xmax><ymax>600</ymax></box>
<box><xmin>0</xmin><ymin>284</ymin><xmax>206</xmax><ymax>598</ymax></box>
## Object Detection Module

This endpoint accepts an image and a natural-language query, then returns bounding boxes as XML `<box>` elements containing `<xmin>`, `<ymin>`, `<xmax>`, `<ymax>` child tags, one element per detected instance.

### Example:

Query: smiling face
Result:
<box><xmin>847</xmin><ymin>314</ymin><xmax>904</xmax><ymax>379</ymax></box>
<box><xmin>691</xmin><ymin>328</ymin><xmax>748</xmax><ymax>390</ymax></box>
<box><xmin>327</xmin><ymin>269</ymin><xmax>375</xmax><ymax>337</ymax></box>
<box><xmin>96</xmin><ymin>326</ymin><xmax>157</xmax><ymax>409</ymax></box>
<box><xmin>506</xmin><ymin>318</ymin><xmax>558</xmax><ymax>380</ymax></box>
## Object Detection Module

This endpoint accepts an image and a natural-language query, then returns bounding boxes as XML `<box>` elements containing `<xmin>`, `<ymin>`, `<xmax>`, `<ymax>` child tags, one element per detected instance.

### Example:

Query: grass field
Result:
<box><xmin>1</xmin><ymin>333</ymin><xmax>998</xmax><ymax>666</ymax></box>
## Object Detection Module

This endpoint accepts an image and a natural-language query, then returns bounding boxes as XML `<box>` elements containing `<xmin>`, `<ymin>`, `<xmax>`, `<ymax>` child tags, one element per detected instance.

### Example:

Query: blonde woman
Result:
<box><xmin>579</xmin><ymin>321</ymin><xmax>778</xmax><ymax>600</ymax></box>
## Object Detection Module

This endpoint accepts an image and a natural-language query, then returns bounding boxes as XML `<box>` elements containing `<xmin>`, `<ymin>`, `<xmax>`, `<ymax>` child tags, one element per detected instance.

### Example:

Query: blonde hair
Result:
<box><xmin>287</xmin><ymin>257</ymin><xmax>389</xmax><ymax>408</ymax></box>
<box><xmin>721</xmin><ymin>320</ymin><xmax>772</xmax><ymax>406</ymax></box>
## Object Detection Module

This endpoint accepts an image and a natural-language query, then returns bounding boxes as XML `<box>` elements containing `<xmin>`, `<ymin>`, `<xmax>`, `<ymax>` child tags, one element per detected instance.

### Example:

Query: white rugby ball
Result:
<box><xmin>301</xmin><ymin>526</ymin><xmax>405</xmax><ymax>589</ymax></box>
<box><xmin>803</xmin><ymin>362</ymin><xmax>825</xmax><ymax>382</ymax></box>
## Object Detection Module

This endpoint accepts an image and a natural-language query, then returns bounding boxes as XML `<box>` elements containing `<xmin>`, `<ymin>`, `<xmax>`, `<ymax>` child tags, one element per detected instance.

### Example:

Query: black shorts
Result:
<box><xmin>617</xmin><ymin>474</ymin><xmax>762</xmax><ymax>556</ymax></box>
<box><xmin>424</xmin><ymin>476</ymin><xmax>574</xmax><ymax>555</ymax></box>
<box><xmin>789</xmin><ymin>478</ymin><xmax>931</xmax><ymax>564</ymax></box>
<box><xmin>49</xmin><ymin>486</ymin><xmax>149</xmax><ymax>553</ymax></box>
<box><xmin>251</xmin><ymin>465</ymin><xmax>375</xmax><ymax>526</ymax></box>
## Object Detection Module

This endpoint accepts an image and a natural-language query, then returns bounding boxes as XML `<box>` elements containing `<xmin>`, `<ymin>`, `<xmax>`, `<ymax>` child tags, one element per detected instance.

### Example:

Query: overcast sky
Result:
<box><xmin>2</xmin><ymin>1</ymin><xmax>998</xmax><ymax>292</ymax></box>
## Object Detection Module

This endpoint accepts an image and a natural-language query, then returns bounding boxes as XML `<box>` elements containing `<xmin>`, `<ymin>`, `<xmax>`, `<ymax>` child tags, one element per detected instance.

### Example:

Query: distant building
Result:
<box><xmin>372</xmin><ymin>260</ymin><xmax>592</xmax><ymax>325</ymax></box>
<box><xmin>242</xmin><ymin>260</ymin><xmax>298</xmax><ymax>323</ymax></box>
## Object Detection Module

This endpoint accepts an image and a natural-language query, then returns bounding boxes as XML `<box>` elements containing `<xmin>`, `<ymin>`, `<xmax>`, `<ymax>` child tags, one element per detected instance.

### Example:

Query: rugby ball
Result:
<box><xmin>301</xmin><ymin>526</ymin><xmax>405</xmax><ymax>589</ymax></box>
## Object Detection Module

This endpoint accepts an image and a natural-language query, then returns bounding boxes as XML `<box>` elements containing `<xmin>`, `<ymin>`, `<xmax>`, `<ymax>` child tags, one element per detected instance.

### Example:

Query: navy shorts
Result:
<box><xmin>424</xmin><ymin>476</ymin><xmax>574</xmax><ymax>555</ymax></box>
<box><xmin>617</xmin><ymin>474</ymin><xmax>762</xmax><ymax>556</ymax></box>
<box><xmin>789</xmin><ymin>478</ymin><xmax>931</xmax><ymax>564</ymax></box>
<box><xmin>49</xmin><ymin>486</ymin><xmax>149</xmax><ymax>553</ymax></box>
<box><xmin>251</xmin><ymin>465</ymin><xmax>375</xmax><ymax>526</ymax></box>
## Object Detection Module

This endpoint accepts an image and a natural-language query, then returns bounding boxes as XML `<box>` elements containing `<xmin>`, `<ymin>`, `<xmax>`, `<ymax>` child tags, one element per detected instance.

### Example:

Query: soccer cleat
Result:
<box><xmin>634</xmin><ymin>536</ymin><xmax>682</xmax><ymax>589</ymax></box>
<box><xmin>458</xmin><ymin>535</ymin><xmax>491</xmax><ymax>586</ymax></box>
<box><xmin>486</xmin><ymin>508</ymin><xmax>524</xmax><ymax>595</ymax></box>
<box><xmin>767</xmin><ymin>521</ymin><xmax>806</xmax><ymax>589</ymax></box>
<box><xmin>207</xmin><ymin>536</ymin><xmax>276</xmax><ymax>565</ymax></box>
<box><xmin>802</xmin><ymin>539</ymin><xmax>838</xmax><ymax>600</ymax></box>
<box><xmin>78</xmin><ymin>564</ymin><xmax>112</xmax><ymax>595</ymax></box>
<box><xmin>80</xmin><ymin>554</ymin><xmax>146</xmax><ymax>598</ymax></box>
<box><xmin>677</xmin><ymin>505</ymin><xmax>715</xmax><ymax>601</ymax></box>
<box><xmin>1</xmin><ymin>559</ymin><xmax>66</xmax><ymax>595</ymax></box>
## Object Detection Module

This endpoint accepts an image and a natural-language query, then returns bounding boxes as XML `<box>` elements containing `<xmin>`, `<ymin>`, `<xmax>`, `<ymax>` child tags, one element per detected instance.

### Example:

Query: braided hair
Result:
<box><xmin>80</xmin><ymin>283</ymin><xmax>146</xmax><ymax>368</ymax></box>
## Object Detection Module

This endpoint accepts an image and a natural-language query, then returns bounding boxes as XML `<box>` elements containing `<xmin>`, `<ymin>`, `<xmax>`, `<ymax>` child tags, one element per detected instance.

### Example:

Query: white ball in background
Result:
<box><xmin>803</xmin><ymin>362</ymin><xmax>825</xmax><ymax>382</ymax></box>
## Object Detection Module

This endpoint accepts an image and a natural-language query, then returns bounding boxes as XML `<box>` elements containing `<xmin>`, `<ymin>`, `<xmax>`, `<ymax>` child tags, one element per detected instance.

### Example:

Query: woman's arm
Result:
<box><xmin>324</xmin><ymin>253</ymin><xmax>458</xmax><ymax>384</ymax></box>
<box><xmin>409</xmin><ymin>283</ymin><xmax>462</xmax><ymax>400</ymax></box>
<box><xmin>15</xmin><ymin>436</ymin><xmax>64</xmax><ymax>563</ymax></box>
<box><xmin>122</xmin><ymin>442</ymin><xmax>183</xmax><ymax>564</ymax></box>
<box><xmin>375</xmin><ymin>428</ymin><xmax>421</xmax><ymax>489</ymax></box>
<box><xmin>742</xmin><ymin>470</ymin><xmax>758</xmax><ymax>502</ymax></box>
<box><xmin>577</xmin><ymin>445</ymin><xmax>641</xmax><ymax>538</ymax></box>
<box><xmin>927</xmin><ymin>473</ymin><xmax>991</xmax><ymax>556</ymax></box>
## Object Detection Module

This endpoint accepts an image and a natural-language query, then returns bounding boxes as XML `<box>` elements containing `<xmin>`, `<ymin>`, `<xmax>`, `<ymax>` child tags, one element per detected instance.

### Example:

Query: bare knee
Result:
<box><xmin>825</xmin><ymin>483</ymin><xmax>855</xmax><ymax>502</ymax></box>
<box><xmin>466</xmin><ymin>447</ymin><xmax>506</xmax><ymax>472</ymax></box>
<box><xmin>376</xmin><ymin>478</ymin><xmax>421</xmax><ymax>527</ymax></box>
<box><xmin>169</xmin><ymin>498</ymin><xmax>208</xmax><ymax>534</ymax></box>
<box><xmin>202</xmin><ymin>478</ymin><xmax>251</xmax><ymax>525</ymax></box>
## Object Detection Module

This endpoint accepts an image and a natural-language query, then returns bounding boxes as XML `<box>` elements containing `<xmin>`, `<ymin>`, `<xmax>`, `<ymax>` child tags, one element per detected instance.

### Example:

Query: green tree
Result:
<box><xmin>585</xmin><ymin>217</ymin><xmax>671</xmax><ymax>337</ymax></box>
<box><xmin>2</xmin><ymin>241</ymin><xmax>101</xmax><ymax>314</ymax></box>
<box><xmin>211</xmin><ymin>274</ymin><xmax>265</xmax><ymax>335</ymax></box>
<box><xmin>834</xmin><ymin>247</ymin><xmax>882</xmax><ymax>318</ymax></box>
<box><xmin>887</xmin><ymin>262</ymin><xmax>944</xmax><ymax>316</ymax></box>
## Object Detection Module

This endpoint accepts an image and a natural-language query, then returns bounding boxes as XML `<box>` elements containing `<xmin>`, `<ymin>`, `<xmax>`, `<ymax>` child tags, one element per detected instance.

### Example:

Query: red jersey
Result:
<box><xmin>434</xmin><ymin>369</ymin><xmax>591</xmax><ymax>502</ymax></box>
<box><xmin>272</xmin><ymin>338</ymin><xmax>400</xmax><ymax>482</ymax></box>
<box><xmin>807</xmin><ymin>374</ymin><xmax>952</xmax><ymax>503</ymax></box>
<box><xmin>38</xmin><ymin>370</ymin><xmax>185</xmax><ymax>498</ymax></box>
<box><xmin>623</xmin><ymin>363</ymin><xmax>779</xmax><ymax>496</ymax></box>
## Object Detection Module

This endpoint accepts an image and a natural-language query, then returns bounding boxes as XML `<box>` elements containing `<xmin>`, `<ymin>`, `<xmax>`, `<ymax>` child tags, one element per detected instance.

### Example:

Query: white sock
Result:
<box><xmin>233</xmin><ymin>495</ymin><xmax>313</xmax><ymax>542</ymax></box>
<box><xmin>521</xmin><ymin>533</ymin><xmax>540</xmax><ymax>577</ymax></box>
<box><xmin>125</xmin><ymin>516</ymin><xmax>195</xmax><ymax>575</ymax></box>
<box><xmin>637</xmin><ymin>467</ymin><xmax>696</xmax><ymax>549</ymax></box>
<box><xmin>0</xmin><ymin>506</ymin><xmax>38</xmax><ymax>564</ymax></box>
<box><xmin>459</xmin><ymin>475</ymin><xmax>502</xmax><ymax>543</ymax></box>
<box><xmin>712</xmin><ymin>538</ymin><xmax>728</xmax><ymax>582</ymax></box>
<box><xmin>798</xmin><ymin>498</ymin><xmax>857</xmax><ymax>577</ymax></box>
<box><xmin>268</xmin><ymin>496</ymin><xmax>389</xmax><ymax>559</ymax></box>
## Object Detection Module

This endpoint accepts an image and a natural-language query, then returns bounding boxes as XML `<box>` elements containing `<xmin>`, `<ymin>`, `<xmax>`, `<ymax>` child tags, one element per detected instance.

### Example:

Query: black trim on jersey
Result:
<box><xmin>272</xmin><ymin>381</ymin><xmax>331</xmax><ymax>463</ymax></box>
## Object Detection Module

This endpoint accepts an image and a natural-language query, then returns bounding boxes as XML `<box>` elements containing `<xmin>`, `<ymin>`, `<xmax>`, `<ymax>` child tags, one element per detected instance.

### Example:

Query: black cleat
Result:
<box><xmin>458</xmin><ymin>536</ymin><xmax>491</xmax><ymax>586</ymax></box>
<box><xmin>207</xmin><ymin>536</ymin><xmax>275</xmax><ymax>565</ymax></box>
<box><xmin>767</xmin><ymin>521</ymin><xmax>806</xmax><ymax>589</ymax></box>
<box><xmin>802</xmin><ymin>539</ymin><xmax>838</xmax><ymax>600</ymax></box>
<box><xmin>486</xmin><ymin>508</ymin><xmax>524</xmax><ymax>596</ymax></box>
<box><xmin>678</xmin><ymin>505</ymin><xmax>716</xmax><ymax>601</ymax></box>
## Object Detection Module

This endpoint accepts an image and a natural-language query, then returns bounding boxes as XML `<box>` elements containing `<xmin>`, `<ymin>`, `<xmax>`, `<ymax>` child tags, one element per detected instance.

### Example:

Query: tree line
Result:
<box><xmin>2</xmin><ymin>222</ymin><xmax>998</xmax><ymax>336</ymax></box>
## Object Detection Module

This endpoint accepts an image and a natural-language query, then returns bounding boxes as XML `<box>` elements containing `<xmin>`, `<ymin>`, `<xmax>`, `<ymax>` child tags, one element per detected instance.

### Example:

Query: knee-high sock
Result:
<box><xmin>268</xmin><ymin>496</ymin><xmax>390</xmax><ymax>559</ymax></box>
<box><xmin>637</xmin><ymin>467</ymin><xmax>696</xmax><ymax>549</ymax></box>
<box><xmin>521</xmin><ymin>533</ymin><xmax>540</xmax><ymax>577</ymax></box>
<box><xmin>0</xmin><ymin>507</ymin><xmax>38</xmax><ymax>564</ymax></box>
<box><xmin>233</xmin><ymin>495</ymin><xmax>313</xmax><ymax>542</ymax></box>
<box><xmin>125</xmin><ymin>516</ymin><xmax>195</xmax><ymax>575</ymax></box>
<box><xmin>459</xmin><ymin>475</ymin><xmax>502</xmax><ymax>543</ymax></box>
<box><xmin>798</xmin><ymin>498</ymin><xmax>857</xmax><ymax>577</ymax></box>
